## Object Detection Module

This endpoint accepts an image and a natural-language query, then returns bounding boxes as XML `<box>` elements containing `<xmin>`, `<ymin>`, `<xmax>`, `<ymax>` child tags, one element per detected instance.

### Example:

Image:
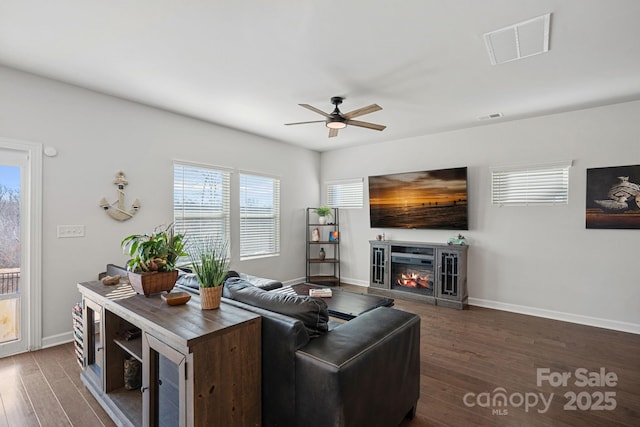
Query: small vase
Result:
<box><xmin>318</xmin><ymin>216</ymin><xmax>327</xmax><ymax>225</ymax></box>
<box><xmin>124</xmin><ymin>356</ymin><xmax>141</xmax><ymax>390</ymax></box>
<box><xmin>319</xmin><ymin>247</ymin><xmax>326</xmax><ymax>261</ymax></box>
<box><xmin>200</xmin><ymin>286</ymin><xmax>222</xmax><ymax>310</ymax></box>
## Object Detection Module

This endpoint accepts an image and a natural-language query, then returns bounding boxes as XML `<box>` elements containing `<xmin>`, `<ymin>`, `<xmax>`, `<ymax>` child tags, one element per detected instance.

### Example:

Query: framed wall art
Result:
<box><xmin>585</xmin><ymin>164</ymin><xmax>640</xmax><ymax>229</ymax></box>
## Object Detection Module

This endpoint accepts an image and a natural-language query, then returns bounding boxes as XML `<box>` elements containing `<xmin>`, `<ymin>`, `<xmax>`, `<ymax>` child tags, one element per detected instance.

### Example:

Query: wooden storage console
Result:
<box><xmin>369</xmin><ymin>240</ymin><xmax>468</xmax><ymax>309</ymax></box>
<box><xmin>77</xmin><ymin>281</ymin><xmax>261</xmax><ymax>426</ymax></box>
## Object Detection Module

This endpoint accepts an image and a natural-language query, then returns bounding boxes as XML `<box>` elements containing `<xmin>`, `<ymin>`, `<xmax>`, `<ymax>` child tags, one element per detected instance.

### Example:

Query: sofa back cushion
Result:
<box><xmin>224</xmin><ymin>279</ymin><xmax>329</xmax><ymax>338</ymax></box>
<box><xmin>176</xmin><ymin>269</ymin><xmax>240</xmax><ymax>292</ymax></box>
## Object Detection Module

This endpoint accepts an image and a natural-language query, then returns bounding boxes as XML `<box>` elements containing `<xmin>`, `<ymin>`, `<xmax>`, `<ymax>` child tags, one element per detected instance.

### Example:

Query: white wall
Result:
<box><xmin>320</xmin><ymin>101</ymin><xmax>640</xmax><ymax>333</ymax></box>
<box><xmin>0</xmin><ymin>66</ymin><xmax>320</xmax><ymax>345</ymax></box>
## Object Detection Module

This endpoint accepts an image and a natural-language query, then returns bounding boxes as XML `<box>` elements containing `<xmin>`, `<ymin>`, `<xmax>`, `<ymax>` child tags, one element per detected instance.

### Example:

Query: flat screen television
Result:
<box><xmin>368</xmin><ymin>167</ymin><xmax>468</xmax><ymax>230</ymax></box>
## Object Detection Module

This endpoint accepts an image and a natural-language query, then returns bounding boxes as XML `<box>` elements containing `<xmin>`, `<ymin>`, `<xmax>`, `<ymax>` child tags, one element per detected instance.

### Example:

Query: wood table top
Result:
<box><xmin>78</xmin><ymin>280</ymin><xmax>260</xmax><ymax>352</ymax></box>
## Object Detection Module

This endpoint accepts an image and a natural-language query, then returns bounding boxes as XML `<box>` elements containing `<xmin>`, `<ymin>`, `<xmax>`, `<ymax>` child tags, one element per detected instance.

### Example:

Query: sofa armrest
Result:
<box><xmin>295</xmin><ymin>307</ymin><xmax>420</xmax><ymax>427</ymax></box>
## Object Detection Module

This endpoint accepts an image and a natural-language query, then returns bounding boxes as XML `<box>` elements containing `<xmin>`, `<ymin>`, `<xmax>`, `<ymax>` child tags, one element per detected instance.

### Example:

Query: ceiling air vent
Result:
<box><xmin>483</xmin><ymin>13</ymin><xmax>551</xmax><ymax>65</ymax></box>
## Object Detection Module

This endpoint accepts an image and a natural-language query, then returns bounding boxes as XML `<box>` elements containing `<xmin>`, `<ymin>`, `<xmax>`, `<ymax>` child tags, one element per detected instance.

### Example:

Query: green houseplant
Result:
<box><xmin>190</xmin><ymin>239</ymin><xmax>230</xmax><ymax>309</ymax></box>
<box><xmin>315</xmin><ymin>206</ymin><xmax>332</xmax><ymax>224</ymax></box>
<box><xmin>121</xmin><ymin>224</ymin><xmax>188</xmax><ymax>296</ymax></box>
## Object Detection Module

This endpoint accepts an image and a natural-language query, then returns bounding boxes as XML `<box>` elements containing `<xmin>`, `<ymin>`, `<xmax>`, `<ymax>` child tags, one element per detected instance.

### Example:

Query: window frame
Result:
<box><xmin>239</xmin><ymin>172</ymin><xmax>281</xmax><ymax>260</ymax></box>
<box><xmin>173</xmin><ymin>161</ymin><xmax>231</xmax><ymax>262</ymax></box>
<box><xmin>326</xmin><ymin>178</ymin><xmax>364</xmax><ymax>209</ymax></box>
<box><xmin>491</xmin><ymin>161</ymin><xmax>572</xmax><ymax>206</ymax></box>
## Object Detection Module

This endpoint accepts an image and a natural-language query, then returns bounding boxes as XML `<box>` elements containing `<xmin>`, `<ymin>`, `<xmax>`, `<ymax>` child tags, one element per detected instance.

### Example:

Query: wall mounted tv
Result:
<box><xmin>368</xmin><ymin>167</ymin><xmax>468</xmax><ymax>230</ymax></box>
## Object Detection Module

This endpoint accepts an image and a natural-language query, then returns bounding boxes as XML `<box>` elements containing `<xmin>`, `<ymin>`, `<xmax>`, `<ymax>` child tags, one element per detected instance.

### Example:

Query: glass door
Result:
<box><xmin>83</xmin><ymin>298</ymin><xmax>104</xmax><ymax>389</ymax></box>
<box><xmin>0</xmin><ymin>149</ymin><xmax>28</xmax><ymax>355</ymax></box>
<box><xmin>143</xmin><ymin>332</ymin><xmax>186</xmax><ymax>426</ymax></box>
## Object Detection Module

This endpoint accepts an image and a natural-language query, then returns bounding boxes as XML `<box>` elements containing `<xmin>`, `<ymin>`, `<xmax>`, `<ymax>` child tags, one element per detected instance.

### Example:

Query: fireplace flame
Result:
<box><xmin>397</xmin><ymin>272</ymin><xmax>431</xmax><ymax>288</ymax></box>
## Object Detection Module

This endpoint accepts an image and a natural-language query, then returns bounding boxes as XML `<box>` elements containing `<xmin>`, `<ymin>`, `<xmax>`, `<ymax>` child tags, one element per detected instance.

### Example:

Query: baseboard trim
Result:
<box><xmin>283</xmin><ymin>277</ymin><xmax>306</xmax><ymax>286</ymax></box>
<box><xmin>41</xmin><ymin>331</ymin><xmax>73</xmax><ymax>349</ymax></box>
<box><xmin>286</xmin><ymin>277</ymin><xmax>370</xmax><ymax>287</ymax></box>
<box><xmin>469</xmin><ymin>297</ymin><xmax>640</xmax><ymax>335</ymax></box>
<box><xmin>340</xmin><ymin>277</ymin><xmax>369</xmax><ymax>287</ymax></box>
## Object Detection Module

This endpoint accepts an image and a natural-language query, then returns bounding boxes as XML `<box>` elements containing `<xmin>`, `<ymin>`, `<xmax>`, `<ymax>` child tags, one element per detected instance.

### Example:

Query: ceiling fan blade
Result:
<box><xmin>347</xmin><ymin>119</ymin><xmax>386</xmax><ymax>131</ymax></box>
<box><xmin>343</xmin><ymin>104</ymin><xmax>382</xmax><ymax>119</ymax></box>
<box><xmin>299</xmin><ymin>104</ymin><xmax>332</xmax><ymax>118</ymax></box>
<box><xmin>285</xmin><ymin>120</ymin><xmax>325</xmax><ymax>126</ymax></box>
<box><xmin>328</xmin><ymin>128</ymin><xmax>339</xmax><ymax>138</ymax></box>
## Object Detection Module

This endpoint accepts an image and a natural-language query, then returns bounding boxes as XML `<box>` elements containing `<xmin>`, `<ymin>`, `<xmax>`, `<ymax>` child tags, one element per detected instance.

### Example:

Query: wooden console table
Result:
<box><xmin>77</xmin><ymin>281</ymin><xmax>261</xmax><ymax>426</ymax></box>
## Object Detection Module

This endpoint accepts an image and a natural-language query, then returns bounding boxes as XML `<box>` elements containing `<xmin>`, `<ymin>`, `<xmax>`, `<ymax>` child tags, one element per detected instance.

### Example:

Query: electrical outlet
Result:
<box><xmin>57</xmin><ymin>225</ymin><xmax>85</xmax><ymax>238</ymax></box>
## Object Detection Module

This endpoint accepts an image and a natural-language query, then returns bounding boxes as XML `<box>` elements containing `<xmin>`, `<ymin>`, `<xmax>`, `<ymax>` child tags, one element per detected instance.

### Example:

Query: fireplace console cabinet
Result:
<box><xmin>369</xmin><ymin>240</ymin><xmax>468</xmax><ymax>309</ymax></box>
<box><xmin>77</xmin><ymin>280</ymin><xmax>261</xmax><ymax>426</ymax></box>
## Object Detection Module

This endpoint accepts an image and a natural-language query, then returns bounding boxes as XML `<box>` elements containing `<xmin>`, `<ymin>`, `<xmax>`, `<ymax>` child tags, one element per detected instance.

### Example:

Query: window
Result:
<box><xmin>173</xmin><ymin>162</ymin><xmax>230</xmax><ymax>258</ymax></box>
<box><xmin>327</xmin><ymin>178</ymin><xmax>363</xmax><ymax>208</ymax></box>
<box><xmin>491</xmin><ymin>161</ymin><xmax>572</xmax><ymax>206</ymax></box>
<box><xmin>239</xmin><ymin>173</ymin><xmax>280</xmax><ymax>259</ymax></box>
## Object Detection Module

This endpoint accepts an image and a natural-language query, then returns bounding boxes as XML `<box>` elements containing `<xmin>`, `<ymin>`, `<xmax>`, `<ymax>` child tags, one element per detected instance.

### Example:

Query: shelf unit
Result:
<box><xmin>77</xmin><ymin>281</ymin><xmax>261</xmax><ymax>426</ymax></box>
<box><xmin>306</xmin><ymin>207</ymin><xmax>340</xmax><ymax>286</ymax></box>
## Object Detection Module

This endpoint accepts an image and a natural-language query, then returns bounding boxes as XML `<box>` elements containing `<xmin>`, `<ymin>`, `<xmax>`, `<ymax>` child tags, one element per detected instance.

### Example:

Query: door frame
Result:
<box><xmin>0</xmin><ymin>137</ymin><xmax>42</xmax><ymax>355</ymax></box>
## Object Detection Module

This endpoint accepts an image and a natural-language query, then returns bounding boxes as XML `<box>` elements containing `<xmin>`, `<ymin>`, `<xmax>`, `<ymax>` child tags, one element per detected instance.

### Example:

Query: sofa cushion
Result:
<box><xmin>176</xmin><ymin>268</ymin><xmax>200</xmax><ymax>290</ymax></box>
<box><xmin>224</xmin><ymin>279</ymin><xmax>329</xmax><ymax>338</ymax></box>
<box><xmin>226</xmin><ymin>270</ymin><xmax>240</xmax><ymax>280</ymax></box>
<box><xmin>176</xmin><ymin>269</ymin><xmax>241</xmax><ymax>291</ymax></box>
<box><xmin>238</xmin><ymin>272</ymin><xmax>282</xmax><ymax>291</ymax></box>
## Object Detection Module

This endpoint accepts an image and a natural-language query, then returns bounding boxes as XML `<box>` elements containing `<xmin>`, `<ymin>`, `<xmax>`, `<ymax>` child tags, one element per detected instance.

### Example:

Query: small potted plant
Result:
<box><xmin>189</xmin><ymin>239</ymin><xmax>230</xmax><ymax>309</ymax></box>
<box><xmin>315</xmin><ymin>206</ymin><xmax>332</xmax><ymax>224</ymax></box>
<box><xmin>121</xmin><ymin>224</ymin><xmax>187</xmax><ymax>296</ymax></box>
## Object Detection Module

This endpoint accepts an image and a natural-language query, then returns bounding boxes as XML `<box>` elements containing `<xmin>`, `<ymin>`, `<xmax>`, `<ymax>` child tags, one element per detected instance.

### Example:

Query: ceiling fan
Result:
<box><xmin>285</xmin><ymin>96</ymin><xmax>386</xmax><ymax>138</ymax></box>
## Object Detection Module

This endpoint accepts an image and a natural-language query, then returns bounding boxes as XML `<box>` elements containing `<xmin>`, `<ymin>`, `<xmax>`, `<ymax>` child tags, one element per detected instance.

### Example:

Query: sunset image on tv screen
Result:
<box><xmin>368</xmin><ymin>167</ymin><xmax>468</xmax><ymax>230</ymax></box>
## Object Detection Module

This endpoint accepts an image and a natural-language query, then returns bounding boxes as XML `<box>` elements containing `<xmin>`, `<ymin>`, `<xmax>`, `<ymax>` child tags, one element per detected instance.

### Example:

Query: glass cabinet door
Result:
<box><xmin>143</xmin><ymin>333</ymin><xmax>186</xmax><ymax>427</ymax></box>
<box><xmin>371</xmin><ymin>245</ymin><xmax>388</xmax><ymax>288</ymax></box>
<box><xmin>83</xmin><ymin>298</ymin><xmax>104</xmax><ymax>389</ymax></box>
<box><xmin>438</xmin><ymin>250</ymin><xmax>460</xmax><ymax>300</ymax></box>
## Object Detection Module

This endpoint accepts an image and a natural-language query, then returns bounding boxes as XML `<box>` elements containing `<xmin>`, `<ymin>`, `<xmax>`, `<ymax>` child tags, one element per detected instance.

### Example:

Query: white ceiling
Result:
<box><xmin>1</xmin><ymin>1</ymin><xmax>640</xmax><ymax>152</ymax></box>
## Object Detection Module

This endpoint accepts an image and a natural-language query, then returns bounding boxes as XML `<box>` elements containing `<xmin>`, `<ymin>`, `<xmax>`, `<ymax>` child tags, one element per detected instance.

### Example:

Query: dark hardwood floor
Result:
<box><xmin>1</xmin><ymin>286</ymin><xmax>639</xmax><ymax>426</ymax></box>
<box><xmin>381</xmin><ymin>290</ymin><xmax>640</xmax><ymax>427</ymax></box>
<box><xmin>0</xmin><ymin>343</ymin><xmax>115</xmax><ymax>427</ymax></box>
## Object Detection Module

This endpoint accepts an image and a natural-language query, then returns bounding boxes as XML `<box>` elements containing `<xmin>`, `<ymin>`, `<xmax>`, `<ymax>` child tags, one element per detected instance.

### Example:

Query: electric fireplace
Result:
<box><xmin>390</xmin><ymin>248</ymin><xmax>435</xmax><ymax>297</ymax></box>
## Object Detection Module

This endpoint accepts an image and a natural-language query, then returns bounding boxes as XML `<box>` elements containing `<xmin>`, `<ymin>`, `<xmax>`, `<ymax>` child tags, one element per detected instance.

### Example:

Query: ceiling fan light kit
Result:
<box><xmin>326</xmin><ymin>118</ymin><xmax>346</xmax><ymax>129</ymax></box>
<box><xmin>286</xmin><ymin>96</ymin><xmax>386</xmax><ymax>138</ymax></box>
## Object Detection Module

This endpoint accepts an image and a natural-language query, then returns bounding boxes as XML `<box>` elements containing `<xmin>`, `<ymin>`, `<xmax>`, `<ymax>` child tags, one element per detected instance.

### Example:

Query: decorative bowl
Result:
<box><xmin>161</xmin><ymin>291</ymin><xmax>191</xmax><ymax>306</ymax></box>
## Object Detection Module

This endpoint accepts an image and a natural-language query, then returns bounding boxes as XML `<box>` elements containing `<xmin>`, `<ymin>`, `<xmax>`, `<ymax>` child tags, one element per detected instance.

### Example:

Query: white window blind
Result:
<box><xmin>239</xmin><ymin>173</ymin><xmax>280</xmax><ymax>259</ymax></box>
<box><xmin>491</xmin><ymin>161</ymin><xmax>571</xmax><ymax>206</ymax></box>
<box><xmin>173</xmin><ymin>162</ymin><xmax>231</xmax><ymax>259</ymax></box>
<box><xmin>327</xmin><ymin>178</ymin><xmax>363</xmax><ymax>208</ymax></box>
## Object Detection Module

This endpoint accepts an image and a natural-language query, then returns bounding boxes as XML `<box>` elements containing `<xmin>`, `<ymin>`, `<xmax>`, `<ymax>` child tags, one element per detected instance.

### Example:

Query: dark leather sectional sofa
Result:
<box><xmin>223</xmin><ymin>278</ymin><xmax>421</xmax><ymax>427</ymax></box>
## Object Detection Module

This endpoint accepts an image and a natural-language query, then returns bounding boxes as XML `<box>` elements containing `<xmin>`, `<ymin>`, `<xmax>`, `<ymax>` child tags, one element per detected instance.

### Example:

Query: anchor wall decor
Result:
<box><xmin>99</xmin><ymin>171</ymin><xmax>140</xmax><ymax>221</ymax></box>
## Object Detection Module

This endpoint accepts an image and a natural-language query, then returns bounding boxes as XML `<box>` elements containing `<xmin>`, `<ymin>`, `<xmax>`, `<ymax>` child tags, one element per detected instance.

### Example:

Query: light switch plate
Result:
<box><xmin>57</xmin><ymin>225</ymin><xmax>85</xmax><ymax>238</ymax></box>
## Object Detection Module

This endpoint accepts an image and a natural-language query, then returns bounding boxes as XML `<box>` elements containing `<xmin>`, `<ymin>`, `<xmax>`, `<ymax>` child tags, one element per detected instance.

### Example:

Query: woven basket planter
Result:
<box><xmin>127</xmin><ymin>270</ymin><xmax>178</xmax><ymax>297</ymax></box>
<box><xmin>200</xmin><ymin>286</ymin><xmax>223</xmax><ymax>310</ymax></box>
